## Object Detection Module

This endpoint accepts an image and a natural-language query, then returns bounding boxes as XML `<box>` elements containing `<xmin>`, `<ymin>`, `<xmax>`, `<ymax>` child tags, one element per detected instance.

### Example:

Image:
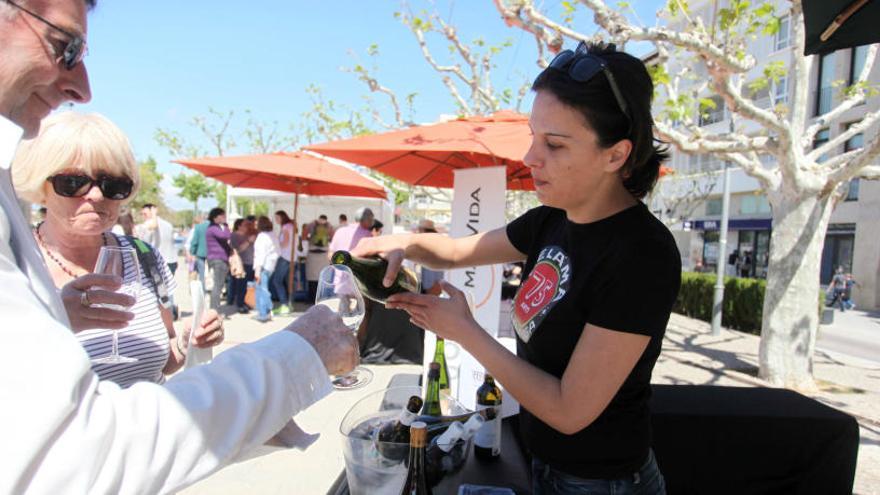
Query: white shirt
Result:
<box><xmin>0</xmin><ymin>116</ymin><xmax>332</xmax><ymax>494</ymax></box>
<box><xmin>253</xmin><ymin>231</ymin><xmax>279</xmax><ymax>274</ymax></box>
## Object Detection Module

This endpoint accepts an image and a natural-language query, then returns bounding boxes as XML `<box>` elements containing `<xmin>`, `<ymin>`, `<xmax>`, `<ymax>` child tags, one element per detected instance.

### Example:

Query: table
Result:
<box><xmin>330</xmin><ymin>385</ymin><xmax>859</xmax><ymax>495</ymax></box>
<box><xmin>650</xmin><ymin>384</ymin><xmax>859</xmax><ymax>495</ymax></box>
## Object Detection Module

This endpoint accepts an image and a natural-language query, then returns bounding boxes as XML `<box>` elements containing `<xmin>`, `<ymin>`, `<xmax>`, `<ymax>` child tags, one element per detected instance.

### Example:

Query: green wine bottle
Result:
<box><xmin>474</xmin><ymin>374</ymin><xmax>502</xmax><ymax>460</ymax></box>
<box><xmin>421</xmin><ymin>362</ymin><xmax>442</xmax><ymax>416</ymax></box>
<box><xmin>330</xmin><ymin>250</ymin><xmax>419</xmax><ymax>303</ymax></box>
<box><xmin>432</xmin><ymin>338</ymin><xmax>450</xmax><ymax>392</ymax></box>
<box><xmin>400</xmin><ymin>422</ymin><xmax>432</xmax><ymax>495</ymax></box>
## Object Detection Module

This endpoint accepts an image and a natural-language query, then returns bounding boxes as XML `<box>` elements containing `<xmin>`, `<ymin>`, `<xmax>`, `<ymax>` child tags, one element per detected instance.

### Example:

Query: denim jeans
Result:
<box><xmin>256</xmin><ymin>269</ymin><xmax>273</xmax><ymax>318</ymax></box>
<box><xmin>532</xmin><ymin>450</ymin><xmax>666</xmax><ymax>495</ymax></box>
<box><xmin>193</xmin><ymin>257</ymin><xmax>206</xmax><ymax>289</ymax></box>
<box><xmin>208</xmin><ymin>259</ymin><xmax>229</xmax><ymax>310</ymax></box>
<box><xmin>272</xmin><ymin>257</ymin><xmax>291</xmax><ymax>305</ymax></box>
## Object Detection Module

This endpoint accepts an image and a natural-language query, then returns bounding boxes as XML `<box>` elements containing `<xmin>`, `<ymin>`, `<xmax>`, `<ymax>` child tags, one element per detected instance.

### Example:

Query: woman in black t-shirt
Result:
<box><xmin>354</xmin><ymin>42</ymin><xmax>680</xmax><ymax>495</ymax></box>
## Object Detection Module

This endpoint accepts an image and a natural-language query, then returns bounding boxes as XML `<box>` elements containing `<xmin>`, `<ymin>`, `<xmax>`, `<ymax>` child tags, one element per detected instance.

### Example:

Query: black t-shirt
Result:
<box><xmin>506</xmin><ymin>203</ymin><xmax>681</xmax><ymax>479</ymax></box>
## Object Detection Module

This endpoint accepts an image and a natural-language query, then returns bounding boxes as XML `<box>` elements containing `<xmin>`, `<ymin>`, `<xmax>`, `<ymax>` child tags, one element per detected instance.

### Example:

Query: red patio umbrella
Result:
<box><xmin>305</xmin><ymin>111</ymin><xmax>534</xmax><ymax>190</ymax></box>
<box><xmin>175</xmin><ymin>151</ymin><xmax>387</xmax><ymax>306</ymax></box>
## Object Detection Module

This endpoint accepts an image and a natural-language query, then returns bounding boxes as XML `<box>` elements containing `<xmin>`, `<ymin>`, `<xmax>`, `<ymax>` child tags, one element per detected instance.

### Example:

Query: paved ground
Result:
<box><xmin>818</xmin><ymin>308</ymin><xmax>880</xmax><ymax>364</ymax></box>
<box><xmin>173</xmin><ymin>270</ymin><xmax>880</xmax><ymax>494</ymax></box>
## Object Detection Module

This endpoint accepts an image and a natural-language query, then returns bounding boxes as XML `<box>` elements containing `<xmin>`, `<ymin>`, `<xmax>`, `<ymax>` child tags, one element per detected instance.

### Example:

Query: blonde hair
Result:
<box><xmin>12</xmin><ymin>112</ymin><xmax>140</xmax><ymax>205</ymax></box>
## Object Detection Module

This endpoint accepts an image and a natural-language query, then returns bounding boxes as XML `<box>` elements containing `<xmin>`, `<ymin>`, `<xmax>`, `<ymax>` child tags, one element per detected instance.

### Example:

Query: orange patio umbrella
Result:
<box><xmin>175</xmin><ymin>151</ymin><xmax>387</xmax><ymax>305</ymax></box>
<box><xmin>306</xmin><ymin>110</ymin><xmax>534</xmax><ymax>190</ymax></box>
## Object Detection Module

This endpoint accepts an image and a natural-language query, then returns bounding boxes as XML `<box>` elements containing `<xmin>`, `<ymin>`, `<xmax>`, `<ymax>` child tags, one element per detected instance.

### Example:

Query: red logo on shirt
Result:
<box><xmin>512</xmin><ymin>246</ymin><xmax>570</xmax><ymax>343</ymax></box>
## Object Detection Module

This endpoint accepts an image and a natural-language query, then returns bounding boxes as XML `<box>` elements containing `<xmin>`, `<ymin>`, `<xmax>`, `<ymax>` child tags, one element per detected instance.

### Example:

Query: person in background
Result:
<box><xmin>112</xmin><ymin>210</ymin><xmax>134</xmax><ymax>236</ymax></box>
<box><xmin>272</xmin><ymin>210</ymin><xmax>294</xmax><ymax>315</ymax></box>
<box><xmin>829</xmin><ymin>266</ymin><xmax>848</xmax><ymax>312</ymax></box>
<box><xmin>228</xmin><ymin>218</ymin><xmax>256</xmax><ymax>314</ymax></box>
<box><xmin>328</xmin><ymin>207</ymin><xmax>373</xmax><ymax>258</ymax></box>
<box><xmin>13</xmin><ymin>111</ymin><xmax>225</xmax><ymax>387</ymax></box>
<box><xmin>338</xmin><ymin>213</ymin><xmax>348</xmax><ymax>228</ymax></box>
<box><xmin>138</xmin><ymin>203</ymin><xmax>179</xmax><ymax>317</ymax></box>
<box><xmin>360</xmin><ymin>42</ymin><xmax>678</xmax><ymax>494</ymax></box>
<box><xmin>189</xmin><ymin>213</ymin><xmax>209</xmax><ymax>288</ymax></box>
<box><xmin>308</xmin><ymin>214</ymin><xmax>333</xmax><ymax>250</ymax></box>
<box><xmin>0</xmin><ymin>2</ymin><xmax>358</xmax><ymax>492</ymax></box>
<box><xmin>416</xmin><ymin>219</ymin><xmax>444</xmax><ymax>296</ymax></box>
<box><xmin>843</xmin><ymin>273</ymin><xmax>859</xmax><ymax>310</ymax></box>
<box><xmin>253</xmin><ymin>216</ymin><xmax>279</xmax><ymax>323</ymax></box>
<box><xmin>371</xmin><ymin>219</ymin><xmax>384</xmax><ymax>237</ymax></box>
<box><xmin>205</xmin><ymin>207</ymin><xmax>231</xmax><ymax>311</ymax></box>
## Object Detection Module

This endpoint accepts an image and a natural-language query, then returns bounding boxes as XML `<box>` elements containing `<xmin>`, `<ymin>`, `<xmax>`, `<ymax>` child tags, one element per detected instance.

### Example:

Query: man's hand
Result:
<box><xmin>285</xmin><ymin>304</ymin><xmax>358</xmax><ymax>376</ymax></box>
<box><xmin>60</xmin><ymin>274</ymin><xmax>135</xmax><ymax>332</ymax></box>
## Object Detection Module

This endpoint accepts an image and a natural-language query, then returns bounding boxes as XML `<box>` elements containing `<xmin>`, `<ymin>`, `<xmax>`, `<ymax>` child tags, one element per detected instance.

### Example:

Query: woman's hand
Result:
<box><xmin>61</xmin><ymin>274</ymin><xmax>135</xmax><ymax>332</ymax></box>
<box><xmin>351</xmin><ymin>234</ymin><xmax>412</xmax><ymax>288</ymax></box>
<box><xmin>386</xmin><ymin>281</ymin><xmax>479</xmax><ymax>342</ymax></box>
<box><xmin>180</xmin><ymin>310</ymin><xmax>225</xmax><ymax>349</ymax></box>
<box><xmin>254</xmin><ymin>272</ymin><xmax>261</xmax><ymax>283</ymax></box>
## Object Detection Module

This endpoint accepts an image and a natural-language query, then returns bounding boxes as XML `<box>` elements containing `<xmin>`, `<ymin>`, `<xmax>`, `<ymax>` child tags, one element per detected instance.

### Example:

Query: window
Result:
<box><xmin>699</xmin><ymin>95</ymin><xmax>726</xmax><ymax>126</ymax></box>
<box><xmin>775</xmin><ymin>14</ymin><xmax>791</xmax><ymax>51</ymax></box>
<box><xmin>844</xmin><ymin>122</ymin><xmax>864</xmax><ymax>152</ymax></box>
<box><xmin>813</xmin><ymin>128</ymin><xmax>830</xmax><ymax>163</ymax></box>
<box><xmin>816</xmin><ymin>53</ymin><xmax>835</xmax><ymax>116</ymax></box>
<box><xmin>850</xmin><ymin>45</ymin><xmax>869</xmax><ymax>84</ymax></box>
<box><xmin>845</xmin><ymin>179</ymin><xmax>860</xmax><ymax>201</ymax></box>
<box><xmin>706</xmin><ymin>198</ymin><xmax>723</xmax><ymax>216</ymax></box>
<box><xmin>740</xmin><ymin>195</ymin><xmax>758</xmax><ymax>214</ymax></box>
<box><xmin>772</xmin><ymin>75</ymin><xmax>789</xmax><ymax>105</ymax></box>
<box><xmin>757</xmin><ymin>196</ymin><xmax>771</xmax><ymax>214</ymax></box>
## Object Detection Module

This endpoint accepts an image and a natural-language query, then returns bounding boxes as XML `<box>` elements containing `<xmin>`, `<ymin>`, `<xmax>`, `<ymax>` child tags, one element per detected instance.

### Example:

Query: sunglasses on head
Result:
<box><xmin>4</xmin><ymin>0</ymin><xmax>87</xmax><ymax>70</ymax></box>
<box><xmin>549</xmin><ymin>42</ymin><xmax>632</xmax><ymax>136</ymax></box>
<box><xmin>47</xmin><ymin>173</ymin><xmax>134</xmax><ymax>200</ymax></box>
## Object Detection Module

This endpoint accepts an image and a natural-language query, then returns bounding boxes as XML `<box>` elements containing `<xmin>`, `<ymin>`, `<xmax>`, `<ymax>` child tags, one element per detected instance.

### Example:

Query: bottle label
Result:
<box><xmin>399</xmin><ymin>409</ymin><xmax>417</xmax><ymax>427</ymax></box>
<box><xmin>474</xmin><ymin>404</ymin><xmax>501</xmax><ymax>455</ymax></box>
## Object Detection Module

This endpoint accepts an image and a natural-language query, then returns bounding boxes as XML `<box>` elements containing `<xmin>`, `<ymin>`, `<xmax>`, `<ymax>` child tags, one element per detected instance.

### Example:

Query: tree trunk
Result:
<box><xmin>758</xmin><ymin>191</ymin><xmax>835</xmax><ymax>389</ymax></box>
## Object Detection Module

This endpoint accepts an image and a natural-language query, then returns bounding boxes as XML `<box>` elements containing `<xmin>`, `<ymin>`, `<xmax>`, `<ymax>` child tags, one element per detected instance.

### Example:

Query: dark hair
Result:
<box><xmin>532</xmin><ymin>42</ymin><xmax>669</xmax><ymax>199</ymax></box>
<box><xmin>208</xmin><ymin>207</ymin><xmax>225</xmax><ymax>224</ymax></box>
<box><xmin>233</xmin><ymin>218</ymin><xmax>244</xmax><ymax>231</ymax></box>
<box><xmin>275</xmin><ymin>210</ymin><xmax>292</xmax><ymax>225</ymax></box>
<box><xmin>339</xmin><ymin>214</ymin><xmax>348</xmax><ymax>221</ymax></box>
<box><xmin>372</xmin><ymin>220</ymin><xmax>384</xmax><ymax>232</ymax></box>
<box><xmin>256</xmin><ymin>216</ymin><xmax>273</xmax><ymax>232</ymax></box>
<box><xmin>319</xmin><ymin>214</ymin><xmax>328</xmax><ymax>220</ymax></box>
<box><xmin>142</xmin><ymin>203</ymin><xmax>156</xmax><ymax>210</ymax></box>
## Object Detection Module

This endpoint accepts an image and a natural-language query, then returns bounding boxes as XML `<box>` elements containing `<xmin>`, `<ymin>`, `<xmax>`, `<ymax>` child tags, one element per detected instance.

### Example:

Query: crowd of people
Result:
<box><xmin>1</xmin><ymin>2</ymin><xmax>680</xmax><ymax>494</ymax></box>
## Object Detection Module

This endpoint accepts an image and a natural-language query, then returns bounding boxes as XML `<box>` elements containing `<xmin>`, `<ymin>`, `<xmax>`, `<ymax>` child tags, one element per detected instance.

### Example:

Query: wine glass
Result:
<box><xmin>316</xmin><ymin>264</ymin><xmax>373</xmax><ymax>390</ymax></box>
<box><xmin>91</xmin><ymin>246</ymin><xmax>141</xmax><ymax>364</ymax></box>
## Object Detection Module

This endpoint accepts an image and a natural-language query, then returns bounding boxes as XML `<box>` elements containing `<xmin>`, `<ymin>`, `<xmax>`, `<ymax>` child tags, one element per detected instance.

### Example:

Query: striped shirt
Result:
<box><xmin>76</xmin><ymin>234</ymin><xmax>177</xmax><ymax>388</ymax></box>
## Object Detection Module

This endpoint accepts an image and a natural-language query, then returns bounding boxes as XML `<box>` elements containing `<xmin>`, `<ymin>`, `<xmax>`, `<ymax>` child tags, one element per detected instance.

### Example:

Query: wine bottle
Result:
<box><xmin>425</xmin><ymin>421</ymin><xmax>465</xmax><ymax>487</ymax></box>
<box><xmin>421</xmin><ymin>362</ymin><xmax>442</xmax><ymax>416</ymax></box>
<box><xmin>474</xmin><ymin>374</ymin><xmax>502</xmax><ymax>460</ymax></box>
<box><xmin>432</xmin><ymin>338</ymin><xmax>450</xmax><ymax>392</ymax></box>
<box><xmin>400</xmin><ymin>422</ymin><xmax>432</xmax><ymax>495</ymax></box>
<box><xmin>377</xmin><ymin>395</ymin><xmax>424</xmax><ymax>461</ymax></box>
<box><xmin>415</xmin><ymin>408</ymin><xmax>491</xmax><ymax>429</ymax></box>
<box><xmin>330</xmin><ymin>250</ymin><xmax>419</xmax><ymax>303</ymax></box>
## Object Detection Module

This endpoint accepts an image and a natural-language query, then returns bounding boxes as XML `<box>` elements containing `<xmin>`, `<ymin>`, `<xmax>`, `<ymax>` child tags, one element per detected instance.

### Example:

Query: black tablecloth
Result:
<box><xmin>650</xmin><ymin>385</ymin><xmax>859</xmax><ymax>495</ymax></box>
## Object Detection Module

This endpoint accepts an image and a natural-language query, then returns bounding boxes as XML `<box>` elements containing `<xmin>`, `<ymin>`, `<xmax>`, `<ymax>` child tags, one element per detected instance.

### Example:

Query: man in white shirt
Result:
<box><xmin>137</xmin><ymin>204</ymin><xmax>178</xmax><ymax>273</ymax></box>
<box><xmin>0</xmin><ymin>1</ymin><xmax>358</xmax><ymax>493</ymax></box>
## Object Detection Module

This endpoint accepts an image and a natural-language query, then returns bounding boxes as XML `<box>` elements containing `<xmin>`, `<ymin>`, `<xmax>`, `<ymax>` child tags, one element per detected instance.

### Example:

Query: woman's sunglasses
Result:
<box><xmin>548</xmin><ymin>42</ymin><xmax>632</xmax><ymax>136</ymax></box>
<box><xmin>47</xmin><ymin>174</ymin><xmax>134</xmax><ymax>200</ymax></box>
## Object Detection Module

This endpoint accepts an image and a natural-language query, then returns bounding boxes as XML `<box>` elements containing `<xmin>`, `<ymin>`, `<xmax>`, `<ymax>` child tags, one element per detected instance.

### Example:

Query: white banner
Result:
<box><xmin>422</xmin><ymin>166</ymin><xmax>514</xmax><ymax>413</ymax></box>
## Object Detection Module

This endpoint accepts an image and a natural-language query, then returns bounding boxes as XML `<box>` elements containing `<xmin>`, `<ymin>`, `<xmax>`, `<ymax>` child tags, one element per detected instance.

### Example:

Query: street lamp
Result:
<box><xmin>711</xmin><ymin>119</ymin><xmax>734</xmax><ymax>336</ymax></box>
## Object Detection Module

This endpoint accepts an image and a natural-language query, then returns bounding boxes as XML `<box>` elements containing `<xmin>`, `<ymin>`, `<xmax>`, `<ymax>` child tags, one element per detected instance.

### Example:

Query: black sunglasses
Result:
<box><xmin>5</xmin><ymin>0</ymin><xmax>87</xmax><ymax>70</ymax></box>
<box><xmin>48</xmin><ymin>174</ymin><xmax>134</xmax><ymax>200</ymax></box>
<box><xmin>549</xmin><ymin>42</ymin><xmax>632</xmax><ymax>136</ymax></box>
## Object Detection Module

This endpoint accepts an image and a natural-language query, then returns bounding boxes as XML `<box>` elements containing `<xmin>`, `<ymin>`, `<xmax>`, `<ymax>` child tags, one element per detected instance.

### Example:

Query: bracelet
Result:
<box><xmin>175</xmin><ymin>335</ymin><xmax>188</xmax><ymax>357</ymax></box>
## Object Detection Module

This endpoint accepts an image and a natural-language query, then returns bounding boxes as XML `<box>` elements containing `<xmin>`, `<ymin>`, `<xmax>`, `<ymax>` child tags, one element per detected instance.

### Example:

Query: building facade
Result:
<box><xmin>650</xmin><ymin>0</ymin><xmax>880</xmax><ymax>309</ymax></box>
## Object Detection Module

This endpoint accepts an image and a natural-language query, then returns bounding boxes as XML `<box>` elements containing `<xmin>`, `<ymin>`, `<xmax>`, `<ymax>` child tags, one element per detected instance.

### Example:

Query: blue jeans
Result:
<box><xmin>272</xmin><ymin>257</ymin><xmax>291</xmax><ymax>305</ymax></box>
<box><xmin>256</xmin><ymin>269</ymin><xmax>273</xmax><ymax>318</ymax></box>
<box><xmin>193</xmin><ymin>257</ymin><xmax>206</xmax><ymax>289</ymax></box>
<box><xmin>532</xmin><ymin>450</ymin><xmax>666</xmax><ymax>495</ymax></box>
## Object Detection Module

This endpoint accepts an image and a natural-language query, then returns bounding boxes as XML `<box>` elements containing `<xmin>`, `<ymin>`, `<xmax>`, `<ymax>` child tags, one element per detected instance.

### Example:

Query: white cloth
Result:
<box><xmin>254</xmin><ymin>231</ymin><xmax>279</xmax><ymax>274</ymax></box>
<box><xmin>156</xmin><ymin>217</ymin><xmax>176</xmax><ymax>263</ymax></box>
<box><xmin>0</xmin><ymin>116</ymin><xmax>333</xmax><ymax>494</ymax></box>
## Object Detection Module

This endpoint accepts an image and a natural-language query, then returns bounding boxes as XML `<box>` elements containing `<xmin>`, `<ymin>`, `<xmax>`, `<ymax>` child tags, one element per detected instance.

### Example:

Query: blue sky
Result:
<box><xmin>77</xmin><ymin>1</ymin><xmax>664</xmax><ymax>210</ymax></box>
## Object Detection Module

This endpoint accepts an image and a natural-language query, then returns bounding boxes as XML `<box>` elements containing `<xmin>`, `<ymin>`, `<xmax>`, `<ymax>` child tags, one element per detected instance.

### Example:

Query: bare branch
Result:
<box><xmin>655</xmin><ymin>120</ymin><xmax>771</xmax><ymax>154</ymax></box>
<box><xmin>810</xmin><ymin>107</ymin><xmax>880</xmax><ymax>161</ymax></box>
<box><xmin>722</xmin><ymin>151</ymin><xmax>778</xmax><ymax>190</ymax></box>
<box><xmin>858</xmin><ymin>165</ymin><xmax>880</xmax><ymax>179</ymax></box>
<box><xmin>343</xmin><ymin>63</ymin><xmax>407</xmax><ymax>129</ymax></box>
<box><xmin>804</xmin><ymin>44</ymin><xmax>878</xmax><ymax>145</ymax></box>
<box><xmin>827</xmin><ymin>129</ymin><xmax>880</xmax><ymax>186</ymax></box>
<box><xmin>492</xmin><ymin>0</ymin><xmax>564</xmax><ymax>66</ymax></box>
<box><xmin>707</xmin><ymin>70</ymin><xmax>785</xmax><ymax>133</ymax></box>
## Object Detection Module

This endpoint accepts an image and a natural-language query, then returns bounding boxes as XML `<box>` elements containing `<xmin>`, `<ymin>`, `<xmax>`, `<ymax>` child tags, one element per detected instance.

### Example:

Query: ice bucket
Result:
<box><xmin>340</xmin><ymin>385</ymin><xmax>472</xmax><ymax>495</ymax></box>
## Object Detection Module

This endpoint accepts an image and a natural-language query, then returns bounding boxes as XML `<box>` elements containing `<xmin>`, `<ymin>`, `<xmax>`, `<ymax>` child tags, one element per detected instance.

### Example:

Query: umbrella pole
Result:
<box><xmin>287</xmin><ymin>190</ymin><xmax>299</xmax><ymax>309</ymax></box>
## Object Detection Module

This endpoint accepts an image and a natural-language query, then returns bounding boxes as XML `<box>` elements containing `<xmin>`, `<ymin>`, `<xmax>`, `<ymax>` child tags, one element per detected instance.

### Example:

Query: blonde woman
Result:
<box><xmin>13</xmin><ymin>112</ymin><xmax>224</xmax><ymax>387</ymax></box>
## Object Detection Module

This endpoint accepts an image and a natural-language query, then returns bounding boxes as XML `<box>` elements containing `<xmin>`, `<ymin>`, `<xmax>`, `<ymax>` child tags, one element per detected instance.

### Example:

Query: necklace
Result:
<box><xmin>35</xmin><ymin>221</ymin><xmax>108</xmax><ymax>279</ymax></box>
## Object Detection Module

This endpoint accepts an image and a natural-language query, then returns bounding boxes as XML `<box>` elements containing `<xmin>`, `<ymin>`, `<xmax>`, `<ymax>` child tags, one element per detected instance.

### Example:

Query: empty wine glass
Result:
<box><xmin>91</xmin><ymin>245</ymin><xmax>140</xmax><ymax>364</ymax></box>
<box><xmin>316</xmin><ymin>264</ymin><xmax>372</xmax><ymax>390</ymax></box>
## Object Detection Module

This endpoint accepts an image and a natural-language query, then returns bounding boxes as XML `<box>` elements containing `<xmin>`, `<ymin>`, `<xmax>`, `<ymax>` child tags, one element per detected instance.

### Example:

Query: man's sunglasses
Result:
<box><xmin>548</xmin><ymin>42</ymin><xmax>632</xmax><ymax>136</ymax></box>
<box><xmin>4</xmin><ymin>0</ymin><xmax>87</xmax><ymax>70</ymax></box>
<box><xmin>48</xmin><ymin>174</ymin><xmax>134</xmax><ymax>200</ymax></box>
